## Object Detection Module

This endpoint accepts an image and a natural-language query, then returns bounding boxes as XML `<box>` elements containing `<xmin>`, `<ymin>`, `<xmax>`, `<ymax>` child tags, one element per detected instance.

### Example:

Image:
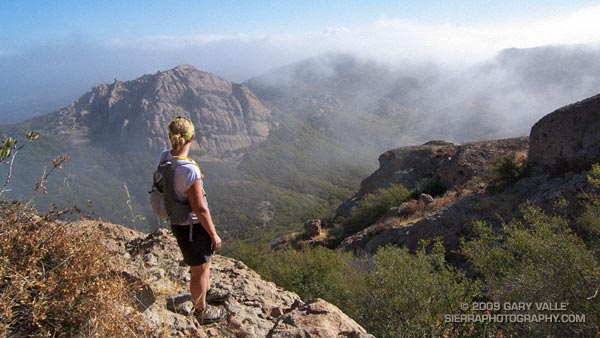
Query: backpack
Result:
<box><xmin>149</xmin><ymin>157</ymin><xmax>195</xmax><ymax>224</ymax></box>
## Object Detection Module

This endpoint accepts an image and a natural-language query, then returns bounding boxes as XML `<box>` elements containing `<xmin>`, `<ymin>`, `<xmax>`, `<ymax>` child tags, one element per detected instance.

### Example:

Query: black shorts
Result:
<box><xmin>170</xmin><ymin>223</ymin><xmax>213</xmax><ymax>266</ymax></box>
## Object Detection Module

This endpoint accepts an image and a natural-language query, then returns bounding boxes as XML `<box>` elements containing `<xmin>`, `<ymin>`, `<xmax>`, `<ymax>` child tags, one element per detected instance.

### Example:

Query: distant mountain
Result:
<box><xmin>22</xmin><ymin>65</ymin><xmax>271</xmax><ymax>156</ymax></box>
<box><xmin>3</xmin><ymin>45</ymin><xmax>600</xmax><ymax>239</ymax></box>
<box><xmin>246</xmin><ymin>54</ymin><xmax>429</xmax><ymax>156</ymax></box>
<box><xmin>247</xmin><ymin>46</ymin><xmax>600</xmax><ymax>150</ymax></box>
<box><xmin>0</xmin><ymin>65</ymin><xmax>368</xmax><ymax>236</ymax></box>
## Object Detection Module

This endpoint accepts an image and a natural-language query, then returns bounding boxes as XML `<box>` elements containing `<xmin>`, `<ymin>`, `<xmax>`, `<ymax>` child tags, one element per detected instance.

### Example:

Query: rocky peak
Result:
<box><xmin>33</xmin><ymin>65</ymin><xmax>271</xmax><ymax>156</ymax></box>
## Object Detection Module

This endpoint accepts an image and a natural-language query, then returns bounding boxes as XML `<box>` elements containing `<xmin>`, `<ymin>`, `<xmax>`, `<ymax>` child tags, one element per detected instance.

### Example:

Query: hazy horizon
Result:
<box><xmin>2</xmin><ymin>1</ymin><xmax>600</xmax><ymax>124</ymax></box>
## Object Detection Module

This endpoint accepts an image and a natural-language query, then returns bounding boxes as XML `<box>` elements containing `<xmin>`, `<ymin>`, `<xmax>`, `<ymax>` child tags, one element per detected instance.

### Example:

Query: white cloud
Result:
<box><xmin>107</xmin><ymin>33</ymin><xmax>267</xmax><ymax>50</ymax></box>
<box><xmin>116</xmin><ymin>4</ymin><xmax>600</xmax><ymax>69</ymax></box>
<box><xmin>4</xmin><ymin>4</ymin><xmax>600</xmax><ymax>106</ymax></box>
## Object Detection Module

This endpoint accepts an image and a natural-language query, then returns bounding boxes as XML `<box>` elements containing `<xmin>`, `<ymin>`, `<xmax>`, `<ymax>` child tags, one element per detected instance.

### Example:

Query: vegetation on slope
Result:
<box><xmin>227</xmin><ymin>166</ymin><xmax>600</xmax><ymax>337</ymax></box>
<box><xmin>330</xmin><ymin>184</ymin><xmax>412</xmax><ymax>242</ymax></box>
<box><xmin>227</xmin><ymin>239</ymin><xmax>480</xmax><ymax>338</ymax></box>
<box><xmin>0</xmin><ymin>133</ymin><xmax>145</xmax><ymax>336</ymax></box>
<box><xmin>0</xmin><ymin>205</ymin><xmax>146</xmax><ymax>336</ymax></box>
<box><xmin>1</xmin><ymin>114</ymin><xmax>374</xmax><ymax>238</ymax></box>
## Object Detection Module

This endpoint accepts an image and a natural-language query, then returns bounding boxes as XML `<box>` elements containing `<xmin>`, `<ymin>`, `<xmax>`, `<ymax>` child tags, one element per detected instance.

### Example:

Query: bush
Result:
<box><xmin>485</xmin><ymin>153</ymin><xmax>527</xmax><ymax>193</ymax></box>
<box><xmin>463</xmin><ymin>204</ymin><xmax>600</xmax><ymax>336</ymax></box>
<box><xmin>410</xmin><ymin>179</ymin><xmax>448</xmax><ymax>199</ymax></box>
<box><xmin>0</xmin><ymin>202</ymin><xmax>146</xmax><ymax>337</ymax></box>
<box><xmin>362</xmin><ymin>242</ymin><xmax>481</xmax><ymax>338</ymax></box>
<box><xmin>577</xmin><ymin>163</ymin><xmax>600</xmax><ymax>258</ymax></box>
<box><xmin>335</xmin><ymin>185</ymin><xmax>411</xmax><ymax>239</ymax></box>
<box><xmin>227</xmin><ymin>239</ymin><xmax>481</xmax><ymax>338</ymax></box>
<box><xmin>226</xmin><ymin>240</ymin><xmax>361</xmax><ymax>305</ymax></box>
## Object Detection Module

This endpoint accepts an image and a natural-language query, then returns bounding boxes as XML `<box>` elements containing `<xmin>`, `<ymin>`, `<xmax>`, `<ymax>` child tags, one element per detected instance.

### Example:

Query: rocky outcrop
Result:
<box><xmin>340</xmin><ymin>192</ymin><xmax>522</xmax><ymax>254</ymax></box>
<box><xmin>529</xmin><ymin>93</ymin><xmax>600</xmax><ymax>174</ymax></box>
<box><xmin>336</xmin><ymin>137</ymin><xmax>528</xmax><ymax>217</ymax></box>
<box><xmin>268</xmin><ymin>299</ymin><xmax>374</xmax><ymax>338</ymax></box>
<box><xmin>341</xmin><ymin>167</ymin><xmax>594</xmax><ymax>256</ymax></box>
<box><xmin>304</xmin><ymin>219</ymin><xmax>322</xmax><ymax>237</ymax></box>
<box><xmin>337</xmin><ymin>93</ymin><xmax>600</xmax><ymax>255</ymax></box>
<box><xmin>30</xmin><ymin>65</ymin><xmax>271</xmax><ymax>156</ymax></box>
<box><xmin>81</xmin><ymin>221</ymin><xmax>370</xmax><ymax>337</ymax></box>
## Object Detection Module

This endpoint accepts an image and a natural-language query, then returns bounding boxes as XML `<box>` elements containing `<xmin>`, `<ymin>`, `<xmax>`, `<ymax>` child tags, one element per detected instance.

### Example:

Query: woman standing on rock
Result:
<box><xmin>156</xmin><ymin>116</ymin><xmax>230</xmax><ymax>323</ymax></box>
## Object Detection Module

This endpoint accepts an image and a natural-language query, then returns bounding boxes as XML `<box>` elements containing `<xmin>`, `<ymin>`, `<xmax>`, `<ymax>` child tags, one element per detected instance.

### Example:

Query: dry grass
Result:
<box><xmin>310</xmin><ymin>229</ymin><xmax>329</xmax><ymax>241</ymax></box>
<box><xmin>372</xmin><ymin>216</ymin><xmax>420</xmax><ymax>233</ymax></box>
<box><xmin>0</xmin><ymin>201</ymin><xmax>148</xmax><ymax>337</ymax></box>
<box><xmin>427</xmin><ymin>190</ymin><xmax>459</xmax><ymax>211</ymax></box>
<box><xmin>390</xmin><ymin>190</ymin><xmax>460</xmax><ymax>227</ymax></box>
<box><xmin>398</xmin><ymin>200</ymin><xmax>426</xmax><ymax>219</ymax></box>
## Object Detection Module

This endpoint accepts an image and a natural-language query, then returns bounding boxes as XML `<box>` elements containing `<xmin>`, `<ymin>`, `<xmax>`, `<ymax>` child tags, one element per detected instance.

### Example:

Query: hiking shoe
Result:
<box><xmin>206</xmin><ymin>288</ymin><xmax>232</xmax><ymax>304</ymax></box>
<box><xmin>194</xmin><ymin>304</ymin><xmax>226</xmax><ymax>324</ymax></box>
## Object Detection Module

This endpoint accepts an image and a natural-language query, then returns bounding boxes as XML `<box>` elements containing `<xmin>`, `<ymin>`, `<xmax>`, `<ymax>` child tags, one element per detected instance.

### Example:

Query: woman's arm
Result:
<box><xmin>187</xmin><ymin>180</ymin><xmax>222</xmax><ymax>250</ymax></box>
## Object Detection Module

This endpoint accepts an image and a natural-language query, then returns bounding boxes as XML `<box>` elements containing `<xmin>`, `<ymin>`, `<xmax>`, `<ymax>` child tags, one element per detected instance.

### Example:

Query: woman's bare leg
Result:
<box><xmin>190</xmin><ymin>262</ymin><xmax>210</xmax><ymax>311</ymax></box>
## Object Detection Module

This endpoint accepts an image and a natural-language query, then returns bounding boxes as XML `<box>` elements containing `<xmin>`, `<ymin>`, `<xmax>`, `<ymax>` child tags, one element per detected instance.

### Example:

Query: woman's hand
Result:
<box><xmin>187</xmin><ymin>180</ymin><xmax>221</xmax><ymax>251</ymax></box>
<box><xmin>211</xmin><ymin>234</ymin><xmax>222</xmax><ymax>251</ymax></box>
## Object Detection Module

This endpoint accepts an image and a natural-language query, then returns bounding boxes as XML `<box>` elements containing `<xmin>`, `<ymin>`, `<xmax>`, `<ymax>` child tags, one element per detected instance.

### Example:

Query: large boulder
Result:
<box><xmin>267</xmin><ymin>299</ymin><xmax>374</xmax><ymax>338</ymax></box>
<box><xmin>304</xmin><ymin>219</ymin><xmax>322</xmax><ymax>237</ymax></box>
<box><xmin>529</xmin><ymin>93</ymin><xmax>600</xmax><ymax>174</ymax></box>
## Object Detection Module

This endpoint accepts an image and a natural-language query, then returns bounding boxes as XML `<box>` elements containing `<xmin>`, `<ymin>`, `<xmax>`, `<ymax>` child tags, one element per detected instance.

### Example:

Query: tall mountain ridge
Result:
<box><xmin>25</xmin><ymin>65</ymin><xmax>271</xmax><ymax>156</ymax></box>
<box><xmin>0</xmin><ymin>64</ymin><xmax>367</xmax><ymax>235</ymax></box>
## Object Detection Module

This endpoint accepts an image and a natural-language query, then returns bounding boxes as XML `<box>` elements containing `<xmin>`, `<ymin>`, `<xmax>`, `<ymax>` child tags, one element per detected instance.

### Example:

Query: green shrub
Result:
<box><xmin>226</xmin><ymin>240</ymin><xmax>361</xmax><ymax>304</ymax></box>
<box><xmin>463</xmin><ymin>204</ymin><xmax>600</xmax><ymax>336</ymax></box>
<box><xmin>227</xmin><ymin>239</ymin><xmax>481</xmax><ymax>338</ymax></box>
<box><xmin>410</xmin><ymin>179</ymin><xmax>448</xmax><ymax>199</ymax></box>
<box><xmin>486</xmin><ymin>154</ymin><xmax>527</xmax><ymax>193</ymax></box>
<box><xmin>576</xmin><ymin>163</ymin><xmax>600</xmax><ymax>258</ymax></box>
<box><xmin>335</xmin><ymin>185</ymin><xmax>411</xmax><ymax>239</ymax></box>
<box><xmin>362</xmin><ymin>242</ymin><xmax>481</xmax><ymax>338</ymax></box>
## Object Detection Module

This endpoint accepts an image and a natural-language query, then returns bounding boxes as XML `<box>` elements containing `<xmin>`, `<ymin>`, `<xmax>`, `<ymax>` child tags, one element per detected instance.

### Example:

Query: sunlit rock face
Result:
<box><xmin>32</xmin><ymin>64</ymin><xmax>271</xmax><ymax>156</ymax></box>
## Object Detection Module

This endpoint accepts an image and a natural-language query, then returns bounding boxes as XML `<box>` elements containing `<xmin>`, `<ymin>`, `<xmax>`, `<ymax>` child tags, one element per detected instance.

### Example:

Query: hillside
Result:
<box><xmin>0</xmin><ymin>203</ymin><xmax>372</xmax><ymax>337</ymax></box>
<box><xmin>232</xmin><ymin>92</ymin><xmax>600</xmax><ymax>337</ymax></box>
<box><xmin>0</xmin><ymin>65</ymin><xmax>370</xmax><ymax>236</ymax></box>
<box><xmin>331</xmin><ymin>93</ymin><xmax>600</xmax><ymax>255</ymax></box>
<box><xmin>247</xmin><ymin>47</ymin><xmax>600</xmax><ymax>148</ymax></box>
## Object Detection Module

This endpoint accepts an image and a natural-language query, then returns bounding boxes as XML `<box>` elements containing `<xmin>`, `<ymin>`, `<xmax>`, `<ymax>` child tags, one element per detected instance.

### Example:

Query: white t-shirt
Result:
<box><xmin>156</xmin><ymin>150</ymin><xmax>203</xmax><ymax>203</ymax></box>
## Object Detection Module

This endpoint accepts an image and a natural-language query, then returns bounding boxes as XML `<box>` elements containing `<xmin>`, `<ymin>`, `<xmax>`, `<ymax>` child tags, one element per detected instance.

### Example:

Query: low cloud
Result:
<box><xmin>2</xmin><ymin>4</ymin><xmax>600</xmax><ymax>120</ymax></box>
<box><xmin>105</xmin><ymin>4</ymin><xmax>600</xmax><ymax>68</ymax></box>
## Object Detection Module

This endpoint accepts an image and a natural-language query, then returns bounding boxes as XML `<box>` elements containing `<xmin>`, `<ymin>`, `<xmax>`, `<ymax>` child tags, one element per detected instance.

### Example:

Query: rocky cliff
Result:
<box><xmin>336</xmin><ymin>137</ymin><xmax>529</xmax><ymax>217</ymax></box>
<box><xmin>336</xmin><ymin>93</ymin><xmax>600</xmax><ymax>255</ymax></box>
<box><xmin>28</xmin><ymin>65</ymin><xmax>271</xmax><ymax>156</ymax></box>
<box><xmin>82</xmin><ymin>221</ymin><xmax>372</xmax><ymax>337</ymax></box>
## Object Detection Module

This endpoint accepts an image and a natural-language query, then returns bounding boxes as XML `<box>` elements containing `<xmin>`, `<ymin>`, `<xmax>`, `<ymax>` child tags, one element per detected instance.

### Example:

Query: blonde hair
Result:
<box><xmin>168</xmin><ymin>116</ymin><xmax>195</xmax><ymax>151</ymax></box>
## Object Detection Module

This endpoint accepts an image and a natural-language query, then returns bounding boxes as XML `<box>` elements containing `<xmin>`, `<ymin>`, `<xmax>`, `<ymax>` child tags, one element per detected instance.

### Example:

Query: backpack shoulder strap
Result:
<box><xmin>171</xmin><ymin>156</ymin><xmax>198</xmax><ymax>171</ymax></box>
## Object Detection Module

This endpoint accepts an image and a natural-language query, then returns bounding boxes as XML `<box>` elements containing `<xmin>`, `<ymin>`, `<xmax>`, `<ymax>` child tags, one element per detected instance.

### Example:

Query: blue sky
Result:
<box><xmin>2</xmin><ymin>0</ymin><xmax>600</xmax><ymax>51</ymax></box>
